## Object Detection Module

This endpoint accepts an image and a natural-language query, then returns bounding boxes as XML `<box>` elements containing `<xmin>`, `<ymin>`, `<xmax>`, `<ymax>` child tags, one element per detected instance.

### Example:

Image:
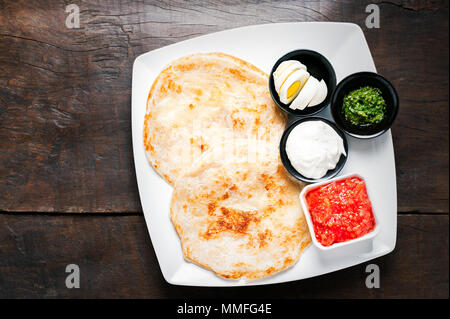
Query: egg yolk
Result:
<box><xmin>279</xmin><ymin>69</ymin><xmax>297</xmax><ymax>92</ymax></box>
<box><xmin>287</xmin><ymin>81</ymin><xmax>301</xmax><ymax>98</ymax></box>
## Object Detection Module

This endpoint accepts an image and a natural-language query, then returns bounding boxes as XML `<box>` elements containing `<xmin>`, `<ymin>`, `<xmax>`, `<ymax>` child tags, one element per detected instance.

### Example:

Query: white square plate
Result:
<box><xmin>132</xmin><ymin>22</ymin><xmax>397</xmax><ymax>286</ymax></box>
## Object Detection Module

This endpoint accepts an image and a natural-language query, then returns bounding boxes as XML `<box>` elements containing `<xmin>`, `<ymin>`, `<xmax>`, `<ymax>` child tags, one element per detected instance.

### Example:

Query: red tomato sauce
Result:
<box><xmin>305</xmin><ymin>176</ymin><xmax>376</xmax><ymax>247</ymax></box>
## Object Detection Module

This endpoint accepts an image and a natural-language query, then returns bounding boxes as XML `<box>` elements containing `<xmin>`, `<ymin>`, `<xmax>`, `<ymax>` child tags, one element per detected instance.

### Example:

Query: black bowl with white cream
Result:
<box><xmin>279</xmin><ymin>117</ymin><xmax>348</xmax><ymax>183</ymax></box>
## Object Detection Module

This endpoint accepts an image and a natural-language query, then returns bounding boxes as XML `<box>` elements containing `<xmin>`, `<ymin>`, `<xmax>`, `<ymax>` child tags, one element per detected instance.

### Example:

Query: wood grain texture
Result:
<box><xmin>0</xmin><ymin>213</ymin><xmax>447</xmax><ymax>298</ymax></box>
<box><xmin>0</xmin><ymin>0</ymin><xmax>448</xmax><ymax>300</ymax></box>
<box><xmin>0</xmin><ymin>0</ymin><xmax>448</xmax><ymax>213</ymax></box>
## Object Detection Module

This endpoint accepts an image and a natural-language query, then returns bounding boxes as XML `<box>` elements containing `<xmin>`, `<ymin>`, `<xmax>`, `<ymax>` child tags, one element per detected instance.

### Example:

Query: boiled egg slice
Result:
<box><xmin>290</xmin><ymin>76</ymin><xmax>320</xmax><ymax>110</ymax></box>
<box><xmin>278</xmin><ymin>69</ymin><xmax>310</xmax><ymax>105</ymax></box>
<box><xmin>308</xmin><ymin>79</ymin><xmax>328</xmax><ymax>107</ymax></box>
<box><xmin>273</xmin><ymin>60</ymin><xmax>307</xmax><ymax>94</ymax></box>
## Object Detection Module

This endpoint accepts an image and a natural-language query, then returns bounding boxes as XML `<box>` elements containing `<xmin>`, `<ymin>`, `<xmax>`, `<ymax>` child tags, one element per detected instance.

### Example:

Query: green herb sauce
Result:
<box><xmin>342</xmin><ymin>86</ymin><xmax>386</xmax><ymax>126</ymax></box>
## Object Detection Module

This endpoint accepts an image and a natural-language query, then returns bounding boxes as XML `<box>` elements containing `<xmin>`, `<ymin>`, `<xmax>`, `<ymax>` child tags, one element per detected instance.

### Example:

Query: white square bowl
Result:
<box><xmin>132</xmin><ymin>22</ymin><xmax>397</xmax><ymax>286</ymax></box>
<box><xmin>299</xmin><ymin>173</ymin><xmax>380</xmax><ymax>252</ymax></box>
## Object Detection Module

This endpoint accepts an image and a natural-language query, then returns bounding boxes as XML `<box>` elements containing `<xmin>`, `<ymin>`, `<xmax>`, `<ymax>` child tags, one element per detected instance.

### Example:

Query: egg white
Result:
<box><xmin>279</xmin><ymin>69</ymin><xmax>310</xmax><ymax>104</ymax></box>
<box><xmin>273</xmin><ymin>60</ymin><xmax>306</xmax><ymax>93</ymax></box>
<box><xmin>290</xmin><ymin>76</ymin><xmax>319</xmax><ymax>110</ymax></box>
<box><xmin>308</xmin><ymin>79</ymin><xmax>328</xmax><ymax>107</ymax></box>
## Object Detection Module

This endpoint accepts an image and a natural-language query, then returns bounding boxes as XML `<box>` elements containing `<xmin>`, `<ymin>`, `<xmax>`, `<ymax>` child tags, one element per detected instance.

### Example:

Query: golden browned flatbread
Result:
<box><xmin>170</xmin><ymin>140</ymin><xmax>311</xmax><ymax>280</ymax></box>
<box><xmin>143</xmin><ymin>52</ymin><xmax>285</xmax><ymax>185</ymax></box>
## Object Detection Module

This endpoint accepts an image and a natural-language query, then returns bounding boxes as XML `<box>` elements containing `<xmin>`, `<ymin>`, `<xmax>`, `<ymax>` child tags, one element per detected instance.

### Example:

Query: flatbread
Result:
<box><xmin>143</xmin><ymin>52</ymin><xmax>285</xmax><ymax>185</ymax></box>
<box><xmin>170</xmin><ymin>140</ymin><xmax>311</xmax><ymax>280</ymax></box>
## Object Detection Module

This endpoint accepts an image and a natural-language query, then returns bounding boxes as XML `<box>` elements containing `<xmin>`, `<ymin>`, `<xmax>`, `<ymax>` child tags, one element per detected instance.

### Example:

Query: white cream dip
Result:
<box><xmin>285</xmin><ymin>120</ymin><xmax>346</xmax><ymax>179</ymax></box>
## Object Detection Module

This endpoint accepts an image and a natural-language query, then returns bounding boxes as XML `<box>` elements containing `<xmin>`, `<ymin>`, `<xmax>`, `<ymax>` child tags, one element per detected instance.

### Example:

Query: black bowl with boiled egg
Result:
<box><xmin>330</xmin><ymin>72</ymin><xmax>399</xmax><ymax>139</ymax></box>
<box><xmin>280</xmin><ymin>117</ymin><xmax>348</xmax><ymax>183</ymax></box>
<box><xmin>269</xmin><ymin>49</ymin><xmax>336</xmax><ymax>117</ymax></box>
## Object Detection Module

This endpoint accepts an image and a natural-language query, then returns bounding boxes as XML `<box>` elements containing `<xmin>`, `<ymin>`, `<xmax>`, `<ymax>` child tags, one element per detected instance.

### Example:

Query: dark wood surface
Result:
<box><xmin>0</xmin><ymin>213</ymin><xmax>448</xmax><ymax>298</ymax></box>
<box><xmin>0</xmin><ymin>0</ymin><xmax>448</xmax><ymax>298</ymax></box>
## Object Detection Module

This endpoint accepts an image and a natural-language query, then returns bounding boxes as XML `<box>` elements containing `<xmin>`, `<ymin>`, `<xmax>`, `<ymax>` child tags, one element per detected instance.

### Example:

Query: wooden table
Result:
<box><xmin>0</xmin><ymin>0</ymin><xmax>448</xmax><ymax>298</ymax></box>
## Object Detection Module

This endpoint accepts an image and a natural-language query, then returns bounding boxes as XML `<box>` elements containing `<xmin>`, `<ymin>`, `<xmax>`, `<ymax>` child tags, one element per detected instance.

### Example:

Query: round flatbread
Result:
<box><xmin>144</xmin><ymin>52</ymin><xmax>286</xmax><ymax>185</ymax></box>
<box><xmin>170</xmin><ymin>140</ymin><xmax>311</xmax><ymax>280</ymax></box>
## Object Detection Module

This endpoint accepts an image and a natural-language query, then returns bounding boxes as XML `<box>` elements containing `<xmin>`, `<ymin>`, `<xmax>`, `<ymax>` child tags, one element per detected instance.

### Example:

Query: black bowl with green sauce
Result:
<box><xmin>330</xmin><ymin>72</ymin><xmax>399</xmax><ymax>139</ymax></box>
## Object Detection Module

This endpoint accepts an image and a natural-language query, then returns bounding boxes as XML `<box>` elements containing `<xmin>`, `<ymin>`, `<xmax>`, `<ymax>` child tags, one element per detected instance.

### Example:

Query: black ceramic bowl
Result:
<box><xmin>330</xmin><ymin>72</ymin><xmax>399</xmax><ymax>139</ymax></box>
<box><xmin>280</xmin><ymin>117</ymin><xmax>348</xmax><ymax>183</ymax></box>
<box><xmin>269</xmin><ymin>49</ymin><xmax>336</xmax><ymax>117</ymax></box>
